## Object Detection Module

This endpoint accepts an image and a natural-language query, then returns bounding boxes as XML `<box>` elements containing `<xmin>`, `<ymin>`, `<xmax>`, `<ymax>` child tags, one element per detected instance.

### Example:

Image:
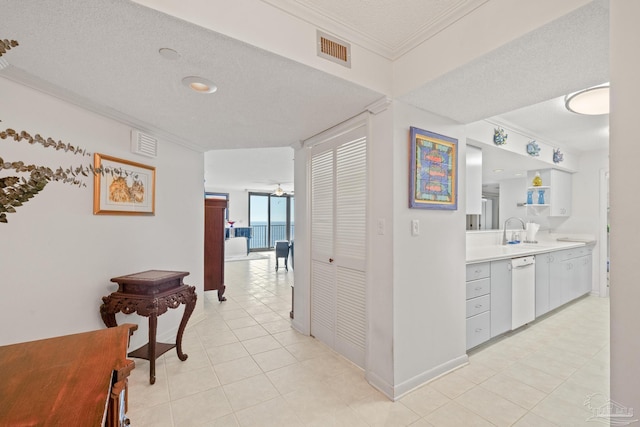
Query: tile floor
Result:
<box><xmin>127</xmin><ymin>254</ymin><xmax>610</xmax><ymax>426</ymax></box>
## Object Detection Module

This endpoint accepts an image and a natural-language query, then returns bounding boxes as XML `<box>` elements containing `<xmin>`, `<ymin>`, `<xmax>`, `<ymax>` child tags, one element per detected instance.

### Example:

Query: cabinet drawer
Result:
<box><xmin>466</xmin><ymin>262</ymin><xmax>490</xmax><ymax>281</ymax></box>
<box><xmin>576</xmin><ymin>247</ymin><xmax>592</xmax><ymax>257</ymax></box>
<box><xmin>466</xmin><ymin>294</ymin><xmax>490</xmax><ymax>318</ymax></box>
<box><xmin>555</xmin><ymin>247</ymin><xmax>591</xmax><ymax>261</ymax></box>
<box><xmin>466</xmin><ymin>278</ymin><xmax>490</xmax><ymax>299</ymax></box>
<box><xmin>466</xmin><ymin>311</ymin><xmax>490</xmax><ymax>350</ymax></box>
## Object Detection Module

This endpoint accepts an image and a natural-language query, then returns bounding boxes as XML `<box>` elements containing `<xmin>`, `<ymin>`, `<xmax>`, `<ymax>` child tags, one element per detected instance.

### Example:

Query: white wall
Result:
<box><xmin>366</xmin><ymin>105</ymin><xmax>395</xmax><ymax>396</ymax></box>
<box><xmin>0</xmin><ymin>78</ymin><xmax>205</xmax><ymax>349</ymax></box>
<box><xmin>392</xmin><ymin>101</ymin><xmax>467</xmax><ymax>397</ymax></box>
<box><xmin>610</xmin><ymin>0</ymin><xmax>640</xmax><ymax>411</ymax></box>
<box><xmin>225</xmin><ymin>189</ymin><xmax>249</xmax><ymax>226</ymax></box>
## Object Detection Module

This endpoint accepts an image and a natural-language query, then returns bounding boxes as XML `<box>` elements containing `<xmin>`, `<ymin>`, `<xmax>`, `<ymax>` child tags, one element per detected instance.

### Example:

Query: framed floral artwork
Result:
<box><xmin>409</xmin><ymin>127</ymin><xmax>458</xmax><ymax>210</ymax></box>
<box><xmin>93</xmin><ymin>153</ymin><xmax>155</xmax><ymax>215</ymax></box>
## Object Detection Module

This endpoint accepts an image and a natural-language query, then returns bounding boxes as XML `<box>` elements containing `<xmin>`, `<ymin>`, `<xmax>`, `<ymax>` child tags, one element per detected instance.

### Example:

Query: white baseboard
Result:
<box><xmin>366</xmin><ymin>371</ymin><xmax>395</xmax><ymax>400</ymax></box>
<box><xmin>392</xmin><ymin>354</ymin><xmax>469</xmax><ymax>400</ymax></box>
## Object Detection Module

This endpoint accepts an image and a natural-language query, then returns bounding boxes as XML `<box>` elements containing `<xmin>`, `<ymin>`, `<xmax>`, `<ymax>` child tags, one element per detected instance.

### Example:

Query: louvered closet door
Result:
<box><xmin>310</xmin><ymin>125</ymin><xmax>367</xmax><ymax>368</ymax></box>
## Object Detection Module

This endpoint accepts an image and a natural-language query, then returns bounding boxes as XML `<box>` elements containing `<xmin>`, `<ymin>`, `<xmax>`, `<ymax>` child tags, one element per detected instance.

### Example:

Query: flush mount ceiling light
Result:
<box><xmin>181</xmin><ymin>76</ymin><xmax>217</xmax><ymax>94</ymax></box>
<box><xmin>565</xmin><ymin>84</ymin><xmax>610</xmax><ymax>115</ymax></box>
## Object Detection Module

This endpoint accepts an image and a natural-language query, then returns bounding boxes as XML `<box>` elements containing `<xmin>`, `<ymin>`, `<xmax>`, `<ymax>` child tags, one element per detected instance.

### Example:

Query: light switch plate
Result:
<box><xmin>411</xmin><ymin>219</ymin><xmax>419</xmax><ymax>236</ymax></box>
<box><xmin>377</xmin><ymin>218</ymin><xmax>385</xmax><ymax>235</ymax></box>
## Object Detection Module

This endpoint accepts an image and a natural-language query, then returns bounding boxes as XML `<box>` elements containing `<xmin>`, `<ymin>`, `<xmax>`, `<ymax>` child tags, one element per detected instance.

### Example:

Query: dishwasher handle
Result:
<box><xmin>511</xmin><ymin>256</ymin><xmax>535</xmax><ymax>268</ymax></box>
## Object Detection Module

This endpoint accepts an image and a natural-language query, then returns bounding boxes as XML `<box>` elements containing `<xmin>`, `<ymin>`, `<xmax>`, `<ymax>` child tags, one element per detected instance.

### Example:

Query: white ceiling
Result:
<box><xmin>0</xmin><ymin>0</ymin><xmax>609</xmax><ymax>192</ymax></box>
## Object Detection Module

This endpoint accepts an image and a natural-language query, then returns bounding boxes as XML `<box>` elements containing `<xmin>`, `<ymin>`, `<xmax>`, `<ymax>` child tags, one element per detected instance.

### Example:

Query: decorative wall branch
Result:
<box><xmin>0</xmin><ymin>39</ymin><xmax>19</xmax><ymax>58</ymax></box>
<box><xmin>0</xmin><ymin>121</ymin><xmax>135</xmax><ymax>223</ymax></box>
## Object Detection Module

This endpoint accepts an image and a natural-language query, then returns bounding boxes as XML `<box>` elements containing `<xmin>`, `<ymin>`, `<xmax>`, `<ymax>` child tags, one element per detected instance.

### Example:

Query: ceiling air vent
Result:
<box><xmin>317</xmin><ymin>31</ymin><xmax>351</xmax><ymax>68</ymax></box>
<box><xmin>131</xmin><ymin>130</ymin><xmax>158</xmax><ymax>158</ymax></box>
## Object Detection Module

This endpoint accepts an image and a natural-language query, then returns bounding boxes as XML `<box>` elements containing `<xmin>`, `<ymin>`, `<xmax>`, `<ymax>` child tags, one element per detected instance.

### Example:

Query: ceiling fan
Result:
<box><xmin>271</xmin><ymin>184</ymin><xmax>293</xmax><ymax>197</ymax></box>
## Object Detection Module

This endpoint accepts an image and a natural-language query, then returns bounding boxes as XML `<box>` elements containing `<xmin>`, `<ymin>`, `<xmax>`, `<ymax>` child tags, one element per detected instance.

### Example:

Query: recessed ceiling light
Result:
<box><xmin>565</xmin><ymin>84</ymin><xmax>609</xmax><ymax>115</ymax></box>
<box><xmin>493</xmin><ymin>169</ymin><xmax>504</xmax><ymax>173</ymax></box>
<box><xmin>182</xmin><ymin>76</ymin><xmax>217</xmax><ymax>94</ymax></box>
<box><xmin>514</xmin><ymin>172</ymin><xmax>523</xmax><ymax>176</ymax></box>
<box><xmin>158</xmin><ymin>48</ymin><xmax>180</xmax><ymax>60</ymax></box>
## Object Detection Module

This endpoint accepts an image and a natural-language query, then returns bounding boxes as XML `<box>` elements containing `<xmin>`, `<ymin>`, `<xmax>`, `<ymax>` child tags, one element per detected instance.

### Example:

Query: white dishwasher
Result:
<box><xmin>511</xmin><ymin>256</ymin><xmax>536</xmax><ymax>329</ymax></box>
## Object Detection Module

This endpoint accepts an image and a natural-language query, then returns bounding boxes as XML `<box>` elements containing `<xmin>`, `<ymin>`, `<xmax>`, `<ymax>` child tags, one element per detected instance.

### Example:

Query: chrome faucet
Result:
<box><xmin>502</xmin><ymin>217</ymin><xmax>526</xmax><ymax>245</ymax></box>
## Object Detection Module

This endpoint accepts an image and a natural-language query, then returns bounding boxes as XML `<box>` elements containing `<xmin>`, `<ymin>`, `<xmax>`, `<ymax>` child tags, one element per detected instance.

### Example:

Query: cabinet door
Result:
<box><xmin>550</xmin><ymin>169</ymin><xmax>572</xmax><ymax>216</ymax></box>
<box><xmin>578</xmin><ymin>254</ymin><xmax>593</xmax><ymax>296</ymax></box>
<box><xmin>549</xmin><ymin>253</ymin><xmax>565</xmax><ymax>310</ymax></box>
<box><xmin>566</xmin><ymin>260</ymin><xmax>580</xmax><ymax>302</ymax></box>
<box><xmin>466</xmin><ymin>145</ymin><xmax>482</xmax><ymax>215</ymax></box>
<box><xmin>535</xmin><ymin>252</ymin><xmax>550</xmax><ymax>317</ymax></box>
<box><xmin>490</xmin><ymin>259</ymin><xmax>511</xmax><ymax>338</ymax></box>
<box><xmin>466</xmin><ymin>312</ymin><xmax>490</xmax><ymax>350</ymax></box>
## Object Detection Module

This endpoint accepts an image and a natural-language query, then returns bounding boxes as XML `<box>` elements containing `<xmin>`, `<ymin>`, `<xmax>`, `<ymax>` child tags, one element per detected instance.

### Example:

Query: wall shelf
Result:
<box><xmin>525</xmin><ymin>169</ymin><xmax>571</xmax><ymax>217</ymax></box>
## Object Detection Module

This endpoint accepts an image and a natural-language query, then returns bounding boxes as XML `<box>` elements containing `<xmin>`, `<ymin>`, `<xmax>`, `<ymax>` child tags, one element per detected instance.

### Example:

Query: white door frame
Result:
<box><xmin>599</xmin><ymin>168</ymin><xmax>609</xmax><ymax>297</ymax></box>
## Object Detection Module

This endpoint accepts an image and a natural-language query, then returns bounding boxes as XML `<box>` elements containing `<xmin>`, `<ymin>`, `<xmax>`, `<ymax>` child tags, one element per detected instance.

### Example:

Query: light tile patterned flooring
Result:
<box><xmin>128</xmin><ymin>254</ymin><xmax>610</xmax><ymax>426</ymax></box>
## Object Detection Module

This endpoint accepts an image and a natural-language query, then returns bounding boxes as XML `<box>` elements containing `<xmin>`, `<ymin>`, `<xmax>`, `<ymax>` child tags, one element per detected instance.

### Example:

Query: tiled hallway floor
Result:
<box><xmin>128</xmin><ymin>254</ymin><xmax>610</xmax><ymax>426</ymax></box>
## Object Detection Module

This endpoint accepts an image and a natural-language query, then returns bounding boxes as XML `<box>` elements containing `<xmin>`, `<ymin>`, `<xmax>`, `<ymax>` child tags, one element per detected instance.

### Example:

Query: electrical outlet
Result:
<box><xmin>411</xmin><ymin>219</ymin><xmax>420</xmax><ymax>236</ymax></box>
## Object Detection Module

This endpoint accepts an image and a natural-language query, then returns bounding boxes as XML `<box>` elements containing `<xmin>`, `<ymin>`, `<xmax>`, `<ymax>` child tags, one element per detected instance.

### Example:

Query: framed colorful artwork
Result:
<box><xmin>409</xmin><ymin>127</ymin><xmax>458</xmax><ymax>210</ymax></box>
<box><xmin>93</xmin><ymin>153</ymin><xmax>156</xmax><ymax>215</ymax></box>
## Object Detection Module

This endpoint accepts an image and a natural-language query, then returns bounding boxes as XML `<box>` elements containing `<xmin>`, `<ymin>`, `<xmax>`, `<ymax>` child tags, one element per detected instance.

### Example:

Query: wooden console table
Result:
<box><xmin>0</xmin><ymin>324</ymin><xmax>137</xmax><ymax>427</ymax></box>
<box><xmin>100</xmin><ymin>270</ymin><xmax>197</xmax><ymax>384</ymax></box>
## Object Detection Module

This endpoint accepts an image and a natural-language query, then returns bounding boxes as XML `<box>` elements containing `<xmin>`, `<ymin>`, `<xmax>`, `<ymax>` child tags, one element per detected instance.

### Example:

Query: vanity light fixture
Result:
<box><xmin>565</xmin><ymin>84</ymin><xmax>609</xmax><ymax>115</ymax></box>
<box><xmin>182</xmin><ymin>76</ymin><xmax>217</xmax><ymax>94</ymax></box>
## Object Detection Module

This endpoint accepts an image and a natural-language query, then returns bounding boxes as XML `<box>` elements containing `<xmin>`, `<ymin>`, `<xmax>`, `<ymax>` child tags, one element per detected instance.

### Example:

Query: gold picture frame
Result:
<box><xmin>93</xmin><ymin>153</ymin><xmax>156</xmax><ymax>215</ymax></box>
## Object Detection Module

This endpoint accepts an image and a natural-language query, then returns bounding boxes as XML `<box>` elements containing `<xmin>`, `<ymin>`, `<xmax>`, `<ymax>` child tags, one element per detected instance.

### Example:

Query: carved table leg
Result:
<box><xmin>148</xmin><ymin>313</ymin><xmax>157</xmax><ymax>385</ymax></box>
<box><xmin>100</xmin><ymin>297</ymin><xmax>118</xmax><ymax>328</ymax></box>
<box><xmin>176</xmin><ymin>287</ymin><xmax>197</xmax><ymax>361</ymax></box>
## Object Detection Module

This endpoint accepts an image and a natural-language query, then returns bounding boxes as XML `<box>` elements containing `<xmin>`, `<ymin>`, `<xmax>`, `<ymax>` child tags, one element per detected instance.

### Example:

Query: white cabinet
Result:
<box><xmin>578</xmin><ymin>251</ymin><xmax>593</xmax><ymax>295</ymax></box>
<box><xmin>467</xmin><ymin>246</ymin><xmax>593</xmax><ymax>352</ymax></box>
<box><xmin>549</xmin><ymin>169</ymin><xmax>572</xmax><ymax>216</ymax></box>
<box><xmin>548</xmin><ymin>247</ymin><xmax>593</xmax><ymax>310</ymax></box>
<box><xmin>466</xmin><ymin>145</ymin><xmax>482</xmax><ymax>215</ymax></box>
<box><xmin>526</xmin><ymin>169</ymin><xmax>572</xmax><ymax>217</ymax></box>
<box><xmin>465</xmin><ymin>262</ymin><xmax>491</xmax><ymax>350</ymax></box>
<box><xmin>490</xmin><ymin>259</ymin><xmax>512</xmax><ymax>338</ymax></box>
<box><xmin>535</xmin><ymin>252</ymin><xmax>551</xmax><ymax>316</ymax></box>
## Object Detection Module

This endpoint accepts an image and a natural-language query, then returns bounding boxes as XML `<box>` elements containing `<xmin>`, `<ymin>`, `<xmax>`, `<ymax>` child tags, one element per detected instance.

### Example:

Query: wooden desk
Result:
<box><xmin>0</xmin><ymin>324</ymin><xmax>136</xmax><ymax>427</ymax></box>
<box><xmin>100</xmin><ymin>270</ymin><xmax>197</xmax><ymax>384</ymax></box>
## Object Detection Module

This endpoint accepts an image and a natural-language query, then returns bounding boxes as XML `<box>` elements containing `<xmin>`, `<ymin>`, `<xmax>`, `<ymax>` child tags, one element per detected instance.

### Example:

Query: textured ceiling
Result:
<box><xmin>400</xmin><ymin>0</ymin><xmax>609</xmax><ymax>126</ymax></box>
<box><xmin>0</xmin><ymin>0</ymin><xmax>609</xmax><ymax>166</ymax></box>
<box><xmin>0</xmin><ymin>0</ymin><xmax>383</xmax><ymax>151</ymax></box>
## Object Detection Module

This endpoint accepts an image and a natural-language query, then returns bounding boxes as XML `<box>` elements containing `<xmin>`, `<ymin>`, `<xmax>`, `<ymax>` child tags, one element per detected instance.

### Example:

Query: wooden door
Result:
<box><xmin>204</xmin><ymin>198</ymin><xmax>227</xmax><ymax>301</ymax></box>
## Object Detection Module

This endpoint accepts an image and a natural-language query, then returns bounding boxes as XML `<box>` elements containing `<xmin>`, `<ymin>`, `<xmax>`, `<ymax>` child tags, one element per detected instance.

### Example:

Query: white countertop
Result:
<box><xmin>466</xmin><ymin>240</ymin><xmax>592</xmax><ymax>264</ymax></box>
